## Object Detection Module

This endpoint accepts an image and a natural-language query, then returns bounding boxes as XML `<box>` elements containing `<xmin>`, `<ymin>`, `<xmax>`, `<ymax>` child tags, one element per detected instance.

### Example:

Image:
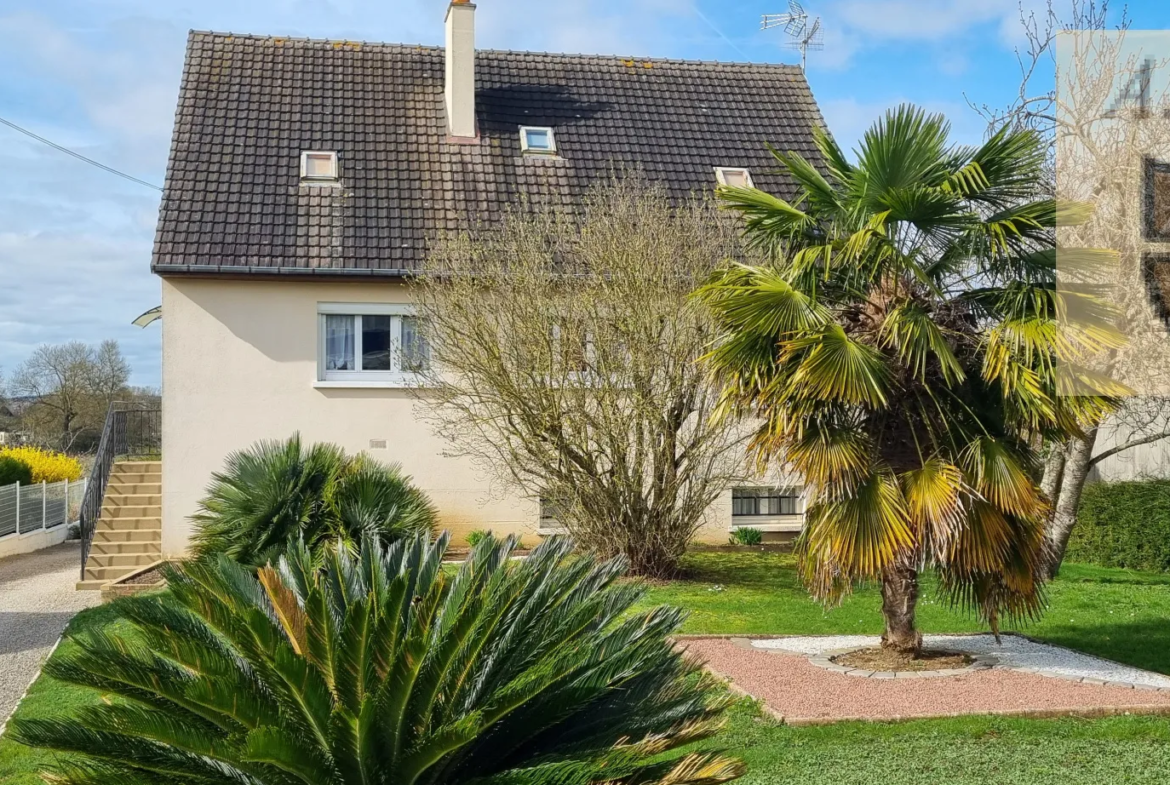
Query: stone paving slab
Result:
<box><xmin>0</xmin><ymin>543</ymin><xmax>101</xmax><ymax>732</ymax></box>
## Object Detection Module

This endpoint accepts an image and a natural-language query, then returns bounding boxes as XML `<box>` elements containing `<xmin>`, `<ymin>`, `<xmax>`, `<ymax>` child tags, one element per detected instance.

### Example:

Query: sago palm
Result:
<box><xmin>696</xmin><ymin>106</ymin><xmax>1121</xmax><ymax>654</ymax></box>
<box><xmin>11</xmin><ymin>534</ymin><xmax>744</xmax><ymax>785</ymax></box>
<box><xmin>191</xmin><ymin>434</ymin><xmax>437</xmax><ymax>566</ymax></box>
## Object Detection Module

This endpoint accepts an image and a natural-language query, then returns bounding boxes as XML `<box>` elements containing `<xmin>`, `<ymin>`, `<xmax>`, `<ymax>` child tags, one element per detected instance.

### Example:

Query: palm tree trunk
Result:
<box><xmin>1040</xmin><ymin>442</ymin><xmax>1067</xmax><ymax>513</ymax></box>
<box><xmin>1043</xmin><ymin>429</ymin><xmax>1096</xmax><ymax>579</ymax></box>
<box><xmin>879</xmin><ymin>563</ymin><xmax>922</xmax><ymax>656</ymax></box>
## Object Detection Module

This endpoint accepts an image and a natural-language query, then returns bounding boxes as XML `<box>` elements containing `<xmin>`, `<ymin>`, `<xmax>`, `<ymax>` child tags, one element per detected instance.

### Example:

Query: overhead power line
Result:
<box><xmin>0</xmin><ymin>114</ymin><xmax>163</xmax><ymax>192</ymax></box>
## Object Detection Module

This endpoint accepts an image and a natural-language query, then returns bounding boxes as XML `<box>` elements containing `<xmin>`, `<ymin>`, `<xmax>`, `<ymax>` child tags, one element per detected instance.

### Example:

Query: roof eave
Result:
<box><xmin>152</xmin><ymin>263</ymin><xmax>415</xmax><ymax>280</ymax></box>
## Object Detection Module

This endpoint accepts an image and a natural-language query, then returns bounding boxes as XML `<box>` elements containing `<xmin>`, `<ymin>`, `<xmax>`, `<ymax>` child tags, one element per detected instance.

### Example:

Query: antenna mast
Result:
<box><xmin>761</xmin><ymin>1</ymin><xmax>824</xmax><ymax>71</ymax></box>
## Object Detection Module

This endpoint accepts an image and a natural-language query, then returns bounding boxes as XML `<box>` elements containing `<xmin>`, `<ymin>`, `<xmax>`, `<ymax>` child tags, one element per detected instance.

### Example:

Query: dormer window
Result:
<box><xmin>301</xmin><ymin>151</ymin><xmax>338</xmax><ymax>181</ymax></box>
<box><xmin>715</xmin><ymin>167</ymin><xmax>753</xmax><ymax>188</ymax></box>
<box><xmin>520</xmin><ymin>126</ymin><xmax>557</xmax><ymax>155</ymax></box>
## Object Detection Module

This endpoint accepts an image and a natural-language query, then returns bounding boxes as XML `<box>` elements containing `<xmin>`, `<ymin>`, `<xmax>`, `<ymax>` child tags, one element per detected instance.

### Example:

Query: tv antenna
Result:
<box><xmin>761</xmin><ymin>2</ymin><xmax>824</xmax><ymax>71</ymax></box>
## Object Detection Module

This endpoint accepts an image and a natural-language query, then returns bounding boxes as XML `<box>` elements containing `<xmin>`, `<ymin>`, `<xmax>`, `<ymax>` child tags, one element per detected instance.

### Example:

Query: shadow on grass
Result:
<box><xmin>677</xmin><ymin>550</ymin><xmax>807</xmax><ymax>592</ymax></box>
<box><xmin>1031</xmin><ymin>619</ymin><xmax>1170</xmax><ymax>675</ymax></box>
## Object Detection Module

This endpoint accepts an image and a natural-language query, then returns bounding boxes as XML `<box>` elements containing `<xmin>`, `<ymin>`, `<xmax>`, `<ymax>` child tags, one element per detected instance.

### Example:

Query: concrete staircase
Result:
<box><xmin>77</xmin><ymin>461</ymin><xmax>162</xmax><ymax>590</ymax></box>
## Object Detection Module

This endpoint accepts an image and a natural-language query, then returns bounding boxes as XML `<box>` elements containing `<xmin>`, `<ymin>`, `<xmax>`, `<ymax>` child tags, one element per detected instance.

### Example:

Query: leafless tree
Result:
<box><xmin>978</xmin><ymin>1</ymin><xmax>1170</xmax><ymax>576</ymax></box>
<box><xmin>10</xmin><ymin>340</ymin><xmax>131</xmax><ymax>451</ymax></box>
<box><xmin>412</xmin><ymin>177</ymin><xmax>755</xmax><ymax>577</ymax></box>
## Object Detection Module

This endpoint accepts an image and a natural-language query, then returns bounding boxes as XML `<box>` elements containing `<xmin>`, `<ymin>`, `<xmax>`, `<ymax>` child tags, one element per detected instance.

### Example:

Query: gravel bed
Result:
<box><xmin>683</xmin><ymin>638</ymin><xmax>1170</xmax><ymax>724</ymax></box>
<box><xmin>750</xmin><ymin>634</ymin><xmax>1170</xmax><ymax>689</ymax></box>
<box><xmin>0</xmin><ymin>542</ymin><xmax>101</xmax><ymax>732</ymax></box>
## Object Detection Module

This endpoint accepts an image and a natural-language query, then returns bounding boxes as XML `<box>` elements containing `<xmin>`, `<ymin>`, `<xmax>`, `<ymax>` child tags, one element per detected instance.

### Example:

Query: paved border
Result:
<box><xmin>741</xmin><ymin>633</ymin><xmax>1170</xmax><ymax>691</ymax></box>
<box><xmin>677</xmin><ymin>635</ymin><xmax>1170</xmax><ymax>725</ymax></box>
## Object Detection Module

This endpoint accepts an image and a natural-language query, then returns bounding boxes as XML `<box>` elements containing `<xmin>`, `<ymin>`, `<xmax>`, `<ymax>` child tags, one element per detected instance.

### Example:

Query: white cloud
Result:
<box><xmin>807</xmin><ymin>0</ymin><xmax>1057</xmax><ymax>71</ymax></box>
<box><xmin>0</xmin><ymin>0</ymin><xmax>733</xmax><ymax>388</ymax></box>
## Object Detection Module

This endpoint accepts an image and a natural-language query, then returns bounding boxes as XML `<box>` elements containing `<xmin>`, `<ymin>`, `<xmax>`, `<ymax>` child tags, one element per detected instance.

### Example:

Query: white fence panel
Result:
<box><xmin>0</xmin><ymin>483</ymin><xmax>15</xmax><ymax>538</ymax></box>
<box><xmin>0</xmin><ymin>478</ymin><xmax>86</xmax><ymax>540</ymax></box>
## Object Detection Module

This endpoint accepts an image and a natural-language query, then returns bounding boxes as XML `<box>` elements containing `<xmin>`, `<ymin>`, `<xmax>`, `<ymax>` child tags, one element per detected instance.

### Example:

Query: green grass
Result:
<box><xmin>709</xmin><ymin>704</ymin><xmax>1170</xmax><ymax>785</ymax></box>
<box><xmin>4</xmin><ymin>550</ymin><xmax>1170</xmax><ymax>784</ymax></box>
<box><xmin>638</xmin><ymin>550</ymin><xmax>1170</xmax><ymax>674</ymax></box>
<box><xmin>0</xmin><ymin>602</ymin><xmax>130</xmax><ymax>784</ymax></box>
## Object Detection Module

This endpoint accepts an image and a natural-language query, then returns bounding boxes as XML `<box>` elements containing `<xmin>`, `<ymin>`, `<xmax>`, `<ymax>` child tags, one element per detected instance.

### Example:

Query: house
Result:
<box><xmin>153</xmin><ymin>1</ymin><xmax>829</xmax><ymax>558</ymax></box>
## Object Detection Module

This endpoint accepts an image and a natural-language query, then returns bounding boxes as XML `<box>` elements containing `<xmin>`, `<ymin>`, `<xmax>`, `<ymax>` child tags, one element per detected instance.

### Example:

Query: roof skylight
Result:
<box><xmin>520</xmin><ymin>126</ymin><xmax>557</xmax><ymax>155</ymax></box>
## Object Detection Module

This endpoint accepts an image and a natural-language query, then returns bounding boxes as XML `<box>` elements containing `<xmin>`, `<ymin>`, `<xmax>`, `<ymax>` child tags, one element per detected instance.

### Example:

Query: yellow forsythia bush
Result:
<box><xmin>0</xmin><ymin>446</ymin><xmax>84</xmax><ymax>483</ymax></box>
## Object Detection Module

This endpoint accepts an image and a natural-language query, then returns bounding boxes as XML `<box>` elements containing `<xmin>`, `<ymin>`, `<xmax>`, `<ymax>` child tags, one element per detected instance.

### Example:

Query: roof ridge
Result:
<box><xmin>186</xmin><ymin>29</ymin><xmax>804</xmax><ymax>71</ymax></box>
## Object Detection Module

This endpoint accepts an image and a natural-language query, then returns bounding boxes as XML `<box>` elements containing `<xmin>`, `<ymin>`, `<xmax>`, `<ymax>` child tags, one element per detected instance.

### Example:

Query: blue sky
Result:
<box><xmin>0</xmin><ymin>0</ymin><xmax>1156</xmax><ymax>388</ymax></box>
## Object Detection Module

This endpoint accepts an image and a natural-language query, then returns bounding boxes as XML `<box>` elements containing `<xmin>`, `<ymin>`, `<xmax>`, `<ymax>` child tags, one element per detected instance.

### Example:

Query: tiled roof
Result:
<box><xmin>153</xmin><ymin>31</ymin><xmax>828</xmax><ymax>277</ymax></box>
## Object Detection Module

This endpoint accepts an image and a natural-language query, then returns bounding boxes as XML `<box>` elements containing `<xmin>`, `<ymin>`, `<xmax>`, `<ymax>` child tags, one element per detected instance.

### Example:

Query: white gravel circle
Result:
<box><xmin>750</xmin><ymin>634</ymin><xmax>1170</xmax><ymax>689</ymax></box>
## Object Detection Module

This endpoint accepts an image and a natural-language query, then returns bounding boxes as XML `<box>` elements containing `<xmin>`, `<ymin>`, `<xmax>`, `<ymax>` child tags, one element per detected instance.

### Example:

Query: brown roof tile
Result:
<box><xmin>152</xmin><ymin>31</ymin><xmax>828</xmax><ymax>277</ymax></box>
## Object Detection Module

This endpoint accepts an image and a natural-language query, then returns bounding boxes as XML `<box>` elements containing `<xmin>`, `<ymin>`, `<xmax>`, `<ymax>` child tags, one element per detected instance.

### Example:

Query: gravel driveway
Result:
<box><xmin>0</xmin><ymin>543</ymin><xmax>101</xmax><ymax>730</ymax></box>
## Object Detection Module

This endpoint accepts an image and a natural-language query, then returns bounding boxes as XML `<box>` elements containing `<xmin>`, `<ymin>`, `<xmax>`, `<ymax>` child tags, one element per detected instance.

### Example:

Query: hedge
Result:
<box><xmin>0</xmin><ymin>446</ymin><xmax>83</xmax><ymax>484</ymax></box>
<box><xmin>0</xmin><ymin>455</ymin><xmax>33</xmax><ymax>487</ymax></box>
<box><xmin>1067</xmin><ymin>478</ymin><xmax>1170</xmax><ymax>572</ymax></box>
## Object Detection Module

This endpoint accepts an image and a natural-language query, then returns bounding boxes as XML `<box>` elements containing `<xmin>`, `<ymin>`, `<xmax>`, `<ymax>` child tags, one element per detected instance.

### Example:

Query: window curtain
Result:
<box><xmin>325</xmin><ymin>315</ymin><xmax>355</xmax><ymax>370</ymax></box>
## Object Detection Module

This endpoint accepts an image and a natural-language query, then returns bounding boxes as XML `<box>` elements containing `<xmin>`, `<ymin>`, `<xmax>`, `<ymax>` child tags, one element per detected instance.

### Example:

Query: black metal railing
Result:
<box><xmin>79</xmin><ymin>403</ymin><xmax>161</xmax><ymax>578</ymax></box>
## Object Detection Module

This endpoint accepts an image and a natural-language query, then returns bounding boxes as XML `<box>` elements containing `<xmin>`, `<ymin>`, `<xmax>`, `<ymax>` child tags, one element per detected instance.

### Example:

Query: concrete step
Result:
<box><xmin>102</xmin><ymin>494</ymin><xmax>162</xmax><ymax>507</ymax></box>
<box><xmin>106</xmin><ymin>482</ymin><xmax>162</xmax><ymax>495</ymax></box>
<box><xmin>96</xmin><ymin>516</ymin><xmax>162</xmax><ymax>531</ymax></box>
<box><xmin>107</xmin><ymin>472</ymin><xmax>161</xmax><ymax>485</ymax></box>
<box><xmin>92</xmin><ymin>528</ymin><xmax>161</xmax><ymax>543</ymax></box>
<box><xmin>100</xmin><ymin>505</ymin><xmax>162</xmax><ymax>520</ymax></box>
<box><xmin>89</xmin><ymin>540</ymin><xmax>162</xmax><ymax>555</ymax></box>
<box><xmin>76</xmin><ymin>579</ymin><xmax>106</xmax><ymax>591</ymax></box>
<box><xmin>83</xmin><ymin>564</ymin><xmax>154</xmax><ymax>581</ymax></box>
<box><xmin>86</xmin><ymin>552</ymin><xmax>160</xmax><ymax>568</ymax></box>
<box><xmin>113</xmin><ymin>461</ymin><xmax>162</xmax><ymax>473</ymax></box>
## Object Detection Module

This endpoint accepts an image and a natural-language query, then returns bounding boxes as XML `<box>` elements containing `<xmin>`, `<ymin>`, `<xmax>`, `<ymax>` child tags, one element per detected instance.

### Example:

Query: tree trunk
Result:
<box><xmin>880</xmin><ymin>564</ymin><xmax>922</xmax><ymax>656</ymax></box>
<box><xmin>1043</xmin><ymin>428</ymin><xmax>1097</xmax><ymax>579</ymax></box>
<box><xmin>1040</xmin><ymin>441</ymin><xmax>1068</xmax><ymax>515</ymax></box>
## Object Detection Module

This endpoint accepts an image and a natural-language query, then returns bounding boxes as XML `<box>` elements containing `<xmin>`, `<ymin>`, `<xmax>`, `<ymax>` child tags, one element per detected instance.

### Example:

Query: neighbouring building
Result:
<box><xmin>154</xmin><ymin>1</ymin><xmax>831</xmax><ymax>557</ymax></box>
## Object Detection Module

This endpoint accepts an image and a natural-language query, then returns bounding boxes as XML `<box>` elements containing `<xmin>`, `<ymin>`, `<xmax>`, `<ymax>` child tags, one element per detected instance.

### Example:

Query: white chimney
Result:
<box><xmin>445</xmin><ymin>1</ymin><xmax>477</xmax><ymax>139</ymax></box>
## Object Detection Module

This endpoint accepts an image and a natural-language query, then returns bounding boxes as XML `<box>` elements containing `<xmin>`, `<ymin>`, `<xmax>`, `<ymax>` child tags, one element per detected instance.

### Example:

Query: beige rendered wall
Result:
<box><xmin>160</xmin><ymin>277</ymin><xmax>787</xmax><ymax>556</ymax></box>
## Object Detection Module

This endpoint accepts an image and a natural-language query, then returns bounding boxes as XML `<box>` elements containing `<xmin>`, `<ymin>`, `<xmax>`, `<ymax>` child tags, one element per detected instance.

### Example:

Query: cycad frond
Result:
<box><xmin>12</xmin><ymin>536</ymin><xmax>742</xmax><ymax>785</ymax></box>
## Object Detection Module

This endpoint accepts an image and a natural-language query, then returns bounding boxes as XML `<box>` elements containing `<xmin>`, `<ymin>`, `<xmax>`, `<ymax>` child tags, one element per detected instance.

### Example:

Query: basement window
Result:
<box><xmin>520</xmin><ymin>126</ymin><xmax>557</xmax><ymax>155</ymax></box>
<box><xmin>538</xmin><ymin>497</ymin><xmax>567</xmax><ymax>534</ymax></box>
<box><xmin>715</xmin><ymin>167</ymin><xmax>753</xmax><ymax>188</ymax></box>
<box><xmin>301</xmin><ymin>151</ymin><xmax>339</xmax><ymax>181</ymax></box>
<box><xmin>731</xmin><ymin>487</ymin><xmax>803</xmax><ymax>532</ymax></box>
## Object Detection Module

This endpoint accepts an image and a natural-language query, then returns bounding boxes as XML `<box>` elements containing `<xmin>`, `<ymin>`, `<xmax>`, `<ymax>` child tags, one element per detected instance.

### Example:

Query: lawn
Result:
<box><xmin>3</xmin><ymin>550</ymin><xmax>1170</xmax><ymax>784</ymax></box>
<box><xmin>639</xmin><ymin>549</ymin><xmax>1170</xmax><ymax>674</ymax></box>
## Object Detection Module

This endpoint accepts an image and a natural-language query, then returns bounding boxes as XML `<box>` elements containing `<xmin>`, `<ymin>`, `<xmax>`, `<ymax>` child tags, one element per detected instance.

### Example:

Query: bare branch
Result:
<box><xmin>411</xmin><ymin>176</ymin><xmax>764</xmax><ymax>576</ymax></box>
<box><xmin>1089</xmin><ymin>428</ymin><xmax>1170</xmax><ymax>468</ymax></box>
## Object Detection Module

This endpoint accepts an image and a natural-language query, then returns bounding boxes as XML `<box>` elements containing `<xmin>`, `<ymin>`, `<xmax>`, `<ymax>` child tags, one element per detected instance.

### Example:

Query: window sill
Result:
<box><xmin>537</xmin><ymin>525</ymin><xmax>568</xmax><ymax>536</ymax></box>
<box><xmin>731</xmin><ymin>517</ymin><xmax>804</xmax><ymax>533</ymax></box>
<box><xmin>313</xmin><ymin>379</ymin><xmax>419</xmax><ymax>389</ymax></box>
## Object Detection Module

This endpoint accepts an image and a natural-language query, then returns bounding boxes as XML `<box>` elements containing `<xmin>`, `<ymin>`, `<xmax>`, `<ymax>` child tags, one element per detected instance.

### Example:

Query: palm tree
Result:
<box><xmin>190</xmin><ymin>434</ymin><xmax>437</xmax><ymax>566</ymax></box>
<box><xmin>696</xmin><ymin>106</ymin><xmax>1121</xmax><ymax>656</ymax></box>
<box><xmin>11</xmin><ymin>535</ymin><xmax>744</xmax><ymax>785</ymax></box>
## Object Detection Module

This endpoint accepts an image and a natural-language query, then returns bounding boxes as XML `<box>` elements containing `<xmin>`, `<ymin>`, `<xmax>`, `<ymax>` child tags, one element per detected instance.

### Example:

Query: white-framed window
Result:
<box><xmin>317</xmin><ymin>303</ymin><xmax>429</xmax><ymax>386</ymax></box>
<box><xmin>714</xmin><ymin>167</ymin><xmax>753</xmax><ymax>188</ymax></box>
<box><xmin>520</xmin><ymin>126</ymin><xmax>557</xmax><ymax>155</ymax></box>
<box><xmin>301</xmin><ymin>151</ymin><xmax>339</xmax><ymax>181</ymax></box>
<box><xmin>731</xmin><ymin>487</ymin><xmax>803</xmax><ymax>528</ymax></box>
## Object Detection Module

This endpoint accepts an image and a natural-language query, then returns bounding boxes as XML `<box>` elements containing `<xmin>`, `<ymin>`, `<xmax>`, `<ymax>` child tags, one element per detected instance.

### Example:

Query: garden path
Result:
<box><xmin>0</xmin><ymin>543</ymin><xmax>100</xmax><ymax>732</ymax></box>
